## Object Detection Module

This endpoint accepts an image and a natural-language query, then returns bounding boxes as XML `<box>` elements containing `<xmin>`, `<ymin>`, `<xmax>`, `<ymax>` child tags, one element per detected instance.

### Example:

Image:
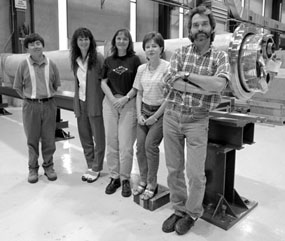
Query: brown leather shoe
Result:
<box><xmin>175</xmin><ymin>214</ymin><xmax>196</xmax><ymax>235</ymax></box>
<box><xmin>162</xmin><ymin>213</ymin><xmax>183</xmax><ymax>233</ymax></box>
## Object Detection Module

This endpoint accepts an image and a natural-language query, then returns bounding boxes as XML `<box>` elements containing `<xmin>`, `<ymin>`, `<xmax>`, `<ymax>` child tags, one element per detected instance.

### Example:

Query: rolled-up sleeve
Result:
<box><xmin>132</xmin><ymin>64</ymin><xmax>144</xmax><ymax>91</ymax></box>
<box><xmin>163</xmin><ymin>48</ymin><xmax>183</xmax><ymax>97</ymax></box>
<box><xmin>215</xmin><ymin>51</ymin><xmax>230</xmax><ymax>82</ymax></box>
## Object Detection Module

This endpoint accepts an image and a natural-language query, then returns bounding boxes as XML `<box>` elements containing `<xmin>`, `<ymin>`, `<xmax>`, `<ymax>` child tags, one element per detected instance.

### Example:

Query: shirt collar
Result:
<box><xmin>29</xmin><ymin>54</ymin><xmax>47</xmax><ymax>65</ymax></box>
<box><xmin>192</xmin><ymin>44</ymin><xmax>212</xmax><ymax>56</ymax></box>
<box><xmin>76</xmin><ymin>55</ymin><xmax>89</xmax><ymax>68</ymax></box>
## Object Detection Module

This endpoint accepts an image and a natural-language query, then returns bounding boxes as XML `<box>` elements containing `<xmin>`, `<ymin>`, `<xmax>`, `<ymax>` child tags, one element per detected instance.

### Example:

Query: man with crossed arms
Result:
<box><xmin>162</xmin><ymin>5</ymin><xmax>230</xmax><ymax>235</ymax></box>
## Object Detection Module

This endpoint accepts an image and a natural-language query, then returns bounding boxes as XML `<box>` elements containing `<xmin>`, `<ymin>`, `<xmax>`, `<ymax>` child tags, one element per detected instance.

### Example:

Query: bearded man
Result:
<box><xmin>161</xmin><ymin>5</ymin><xmax>230</xmax><ymax>235</ymax></box>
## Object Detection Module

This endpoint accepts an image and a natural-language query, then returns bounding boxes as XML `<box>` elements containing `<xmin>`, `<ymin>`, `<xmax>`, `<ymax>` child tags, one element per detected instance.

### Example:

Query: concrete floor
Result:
<box><xmin>0</xmin><ymin>107</ymin><xmax>284</xmax><ymax>241</ymax></box>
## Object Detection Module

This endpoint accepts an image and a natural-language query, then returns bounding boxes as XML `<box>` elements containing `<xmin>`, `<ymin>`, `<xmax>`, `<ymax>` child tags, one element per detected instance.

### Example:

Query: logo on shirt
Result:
<box><xmin>113</xmin><ymin>66</ymin><xmax>128</xmax><ymax>75</ymax></box>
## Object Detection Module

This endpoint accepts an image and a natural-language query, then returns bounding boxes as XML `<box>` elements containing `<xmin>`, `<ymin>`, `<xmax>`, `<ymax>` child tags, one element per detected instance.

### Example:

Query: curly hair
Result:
<box><xmin>70</xmin><ymin>27</ymin><xmax>97</xmax><ymax>72</ymax></box>
<box><xmin>110</xmin><ymin>28</ymin><xmax>135</xmax><ymax>58</ymax></box>
<box><xmin>188</xmin><ymin>5</ymin><xmax>216</xmax><ymax>43</ymax></box>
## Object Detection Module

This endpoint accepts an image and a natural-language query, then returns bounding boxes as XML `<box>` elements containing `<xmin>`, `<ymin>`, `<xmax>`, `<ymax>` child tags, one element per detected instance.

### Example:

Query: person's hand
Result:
<box><xmin>173</xmin><ymin>79</ymin><xmax>186</xmax><ymax>90</ymax></box>
<box><xmin>145</xmin><ymin>115</ymin><xmax>158</xmax><ymax>126</ymax></box>
<box><xmin>173</xmin><ymin>71</ymin><xmax>186</xmax><ymax>83</ymax></box>
<box><xmin>176</xmin><ymin>71</ymin><xmax>185</xmax><ymax>78</ymax></box>
<box><xmin>138</xmin><ymin>115</ymin><xmax>146</xmax><ymax>125</ymax></box>
<box><xmin>112</xmin><ymin>96</ymin><xmax>128</xmax><ymax>110</ymax></box>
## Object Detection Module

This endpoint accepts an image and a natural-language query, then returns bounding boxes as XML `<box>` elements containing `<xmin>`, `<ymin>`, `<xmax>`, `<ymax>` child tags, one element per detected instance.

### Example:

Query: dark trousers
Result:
<box><xmin>22</xmin><ymin>99</ymin><xmax>57</xmax><ymax>171</ymax></box>
<box><xmin>77</xmin><ymin>100</ymin><xmax>105</xmax><ymax>172</ymax></box>
<box><xmin>136</xmin><ymin>102</ymin><xmax>163</xmax><ymax>186</ymax></box>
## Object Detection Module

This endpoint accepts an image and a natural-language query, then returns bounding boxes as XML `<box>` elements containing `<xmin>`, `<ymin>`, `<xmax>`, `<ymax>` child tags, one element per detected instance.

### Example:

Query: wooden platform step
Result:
<box><xmin>133</xmin><ymin>184</ymin><xmax>170</xmax><ymax>211</ymax></box>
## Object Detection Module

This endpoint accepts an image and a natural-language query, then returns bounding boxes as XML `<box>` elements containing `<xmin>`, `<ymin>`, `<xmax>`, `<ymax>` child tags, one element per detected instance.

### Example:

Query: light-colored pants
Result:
<box><xmin>77</xmin><ymin>100</ymin><xmax>105</xmax><ymax>172</ymax></box>
<box><xmin>102</xmin><ymin>96</ymin><xmax>137</xmax><ymax>180</ymax></box>
<box><xmin>163</xmin><ymin>103</ymin><xmax>209</xmax><ymax>218</ymax></box>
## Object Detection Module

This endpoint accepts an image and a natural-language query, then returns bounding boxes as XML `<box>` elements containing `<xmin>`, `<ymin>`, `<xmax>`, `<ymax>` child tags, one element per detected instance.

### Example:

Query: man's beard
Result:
<box><xmin>189</xmin><ymin>30</ymin><xmax>211</xmax><ymax>42</ymax></box>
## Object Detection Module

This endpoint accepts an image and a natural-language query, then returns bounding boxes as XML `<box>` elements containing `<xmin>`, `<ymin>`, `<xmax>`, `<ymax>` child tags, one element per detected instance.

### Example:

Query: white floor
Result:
<box><xmin>0</xmin><ymin>107</ymin><xmax>284</xmax><ymax>241</ymax></box>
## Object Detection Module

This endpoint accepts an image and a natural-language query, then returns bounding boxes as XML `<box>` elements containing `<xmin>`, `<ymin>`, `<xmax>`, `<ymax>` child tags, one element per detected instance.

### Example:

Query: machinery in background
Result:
<box><xmin>224</xmin><ymin>0</ymin><xmax>285</xmax><ymax>124</ymax></box>
<box><xmin>0</xmin><ymin>23</ymin><xmax>280</xmax><ymax>105</ymax></box>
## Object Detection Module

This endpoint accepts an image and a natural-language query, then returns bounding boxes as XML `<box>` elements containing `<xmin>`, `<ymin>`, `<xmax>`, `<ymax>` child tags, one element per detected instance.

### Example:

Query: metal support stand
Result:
<box><xmin>202</xmin><ymin>143</ymin><xmax>258</xmax><ymax>230</ymax></box>
<box><xmin>55</xmin><ymin>108</ymin><xmax>74</xmax><ymax>142</ymax></box>
<box><xmin>0</xmin><ymin>95</ymin><xmax>11</xmax><ymax>115</ymax></box>
<box><xmin>200</xmin><ymin>112</ymin><xmax>260</xmax><ymax>230</ymax></box>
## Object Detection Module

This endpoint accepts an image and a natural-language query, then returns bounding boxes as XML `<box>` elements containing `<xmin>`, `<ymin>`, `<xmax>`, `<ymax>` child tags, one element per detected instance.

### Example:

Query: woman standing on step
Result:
<box><xmin>70</xmin><ymin>27</ymin><xmax>105</xmax><ymax>183</ymax></box>
<box><xmin>132</xmin><ymin>32</ymin><xmax>169</xmax><ymax>200</ymax></box>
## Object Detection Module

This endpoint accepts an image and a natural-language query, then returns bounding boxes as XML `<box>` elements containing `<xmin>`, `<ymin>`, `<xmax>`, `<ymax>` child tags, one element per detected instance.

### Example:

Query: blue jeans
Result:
<box><xmin>102</xmin><ymin>96</ymin><xmax>137</xmax><ymax>180</ymax></box>
<box><xmin>163</xmin><ymin>103</ymin><xmax>209</xmax><ymax>218</ymax></box>
<box><xmin>77</xmin><ymin>100</ymin><xmax>105</xmax><ymax>172</ymax></box>
<box><xmin>136</xmin><ymin>103</ymin><xmax>163</xmax><ymax>187</ymax></box>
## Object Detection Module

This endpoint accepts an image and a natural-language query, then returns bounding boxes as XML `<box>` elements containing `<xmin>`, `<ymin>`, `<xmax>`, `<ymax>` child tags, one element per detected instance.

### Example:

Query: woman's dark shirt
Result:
<box><xmin>102</xmin><ymin>54</ymin><xmax>141</xmax><ymax>95</ymax></box>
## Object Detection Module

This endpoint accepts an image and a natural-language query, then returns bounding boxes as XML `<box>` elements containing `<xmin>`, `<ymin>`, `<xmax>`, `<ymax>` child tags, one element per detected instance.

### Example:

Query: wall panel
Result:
<box><xmin>0</xmin><ymin>2</ymin><xmax>12</xmax><ymax>53</ymax></box>
<box><xmin>34</xmin><ymin>0</ymin><xmax>59</xmax><ymax>51</ymax></box>
<box><xmin>67</xmin><ymin>0</ymin><xmax>130</xmax><ymax>46</ymax></box>
<box><xmin>137</xmin><ymin>0</ymin><xmax>159</xmax><ymax>42</ymax></box>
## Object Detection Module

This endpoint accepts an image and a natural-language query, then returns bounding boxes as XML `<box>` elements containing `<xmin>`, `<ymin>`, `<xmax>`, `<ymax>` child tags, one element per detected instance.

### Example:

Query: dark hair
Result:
<box><xmin>142</xmin><ymin>31</ymin><xmax>165</xmax><ymax>56</ymax></box>
<box><xmin>70</xmin><ymin>27</ymin><xmax>97</xmax><ymax>71</ymax></box>
<box><xmin>188</xmin><ymin>5</ymin><xmax>216</xmax><ymax>43</ymax></box>
<box><xmin>110</xmin><ymin>28</ymin><xmax>135</xmax><ymax>57</ymax></box>
<box><xmin>24</xmin><ymin>33</ymin><xmax>45</xmax><ymax>48</ymax></box>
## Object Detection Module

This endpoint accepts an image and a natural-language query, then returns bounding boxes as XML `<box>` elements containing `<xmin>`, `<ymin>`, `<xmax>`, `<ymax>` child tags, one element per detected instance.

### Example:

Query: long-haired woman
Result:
<box><xmin>101</xmin><ymin>29</ymin><xmax>141</xmax><ymax>197</ymax></box>
<box><xmin>70</xmin><ymin>27</ymin><xmax>105</xmax><ymax>183</ymax></box>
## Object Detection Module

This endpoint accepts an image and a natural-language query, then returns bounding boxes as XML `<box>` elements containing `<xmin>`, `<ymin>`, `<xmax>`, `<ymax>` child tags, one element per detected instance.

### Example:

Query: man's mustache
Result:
<box><xmin>193</xmin><ymin>31</ymin><xmax>210</xmax><ymax>39</ymax></box>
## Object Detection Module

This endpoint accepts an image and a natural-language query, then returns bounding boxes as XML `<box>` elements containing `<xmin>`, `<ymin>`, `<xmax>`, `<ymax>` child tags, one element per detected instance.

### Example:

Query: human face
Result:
<box><xmin>77</xmin><ymin>36</ymin><xmax>90</xmax><ymax>52</ymax></box>
<box><xmin>190</xmin><ymin>13</ymin><xmax>212</xmax><ymax>44</ymax></box>
<box><xmin>115</xmin><ymin>31</ymin><xmax>129</xmax><ymax>55</ymax></box>
<box><xmin>144</xmin><ymin>39</ymin><xmax>162</xmax><ymax>61</ymax></box>
<box><xmin>27</xmin><ymin>40</ymin><xmax>43</xmax><ymax>58</ymax></box>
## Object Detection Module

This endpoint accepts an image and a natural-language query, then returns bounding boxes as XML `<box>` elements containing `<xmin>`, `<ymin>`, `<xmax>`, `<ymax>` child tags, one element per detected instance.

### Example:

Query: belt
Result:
<box><xmin>166</xmin><ymin>102</ymin><xmax>194</xmax><ymax>114</ymax></box>
<box><xmin>142</xmin><ymin>102</ymin><xmax>160</xmax><ymax>112</ymax></box>
<box><xmin>25</xmin><ymin>97</ymin><xmax>53</xmax><ymax>103</ymax></box>
<box><xmin>166</xmin><ymin>102</ymin><xmax>209</xmax><ymax>115</ymax></box>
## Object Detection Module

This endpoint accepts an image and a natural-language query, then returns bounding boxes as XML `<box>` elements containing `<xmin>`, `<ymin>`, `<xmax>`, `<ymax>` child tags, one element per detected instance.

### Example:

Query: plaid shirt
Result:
<box><xmin>164</xmin><ymin>43</ymin><xmax>230</xmax><ymax>111</ymax></box>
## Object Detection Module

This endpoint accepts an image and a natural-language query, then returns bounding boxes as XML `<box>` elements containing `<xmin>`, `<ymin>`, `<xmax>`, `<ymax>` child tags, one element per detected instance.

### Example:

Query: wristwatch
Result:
<box><xmin>184</xmin><ymin>72</ymin><xmax>190</xmax><ymax>80</ymax></box>
<box><xmin>126</xmin><ymin>94</ymin><xmax>131</xmax><ymax>101</ymax></box>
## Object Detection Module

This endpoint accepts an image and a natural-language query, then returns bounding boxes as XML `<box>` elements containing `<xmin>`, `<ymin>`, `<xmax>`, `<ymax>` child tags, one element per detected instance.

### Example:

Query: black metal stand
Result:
<box><xmin>55</xmin><ymin>108</ymin><xmax>74</xmax><ymax>142</ymax></box>
<box><xmin>202</xmin><ymin>143</ymin><xmax>258</xmax><ymax>230</ymax></box>
<box><xmin>201</xmin><ymin>114</ymin><xmax>259</xmax><ymax>230</ymax></box>
<box><xmin>0</xmin><ymin>95</ymin><xmax>11</xmax><ymax>115</ymax></box>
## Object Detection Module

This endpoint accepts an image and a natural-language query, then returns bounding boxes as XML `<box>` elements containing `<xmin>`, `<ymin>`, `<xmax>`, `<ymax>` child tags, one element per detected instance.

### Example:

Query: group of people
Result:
<box><xmin>13</xmin><ymin>5</ymin><xmax>230</xmax><ymax>235</ymax></box>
